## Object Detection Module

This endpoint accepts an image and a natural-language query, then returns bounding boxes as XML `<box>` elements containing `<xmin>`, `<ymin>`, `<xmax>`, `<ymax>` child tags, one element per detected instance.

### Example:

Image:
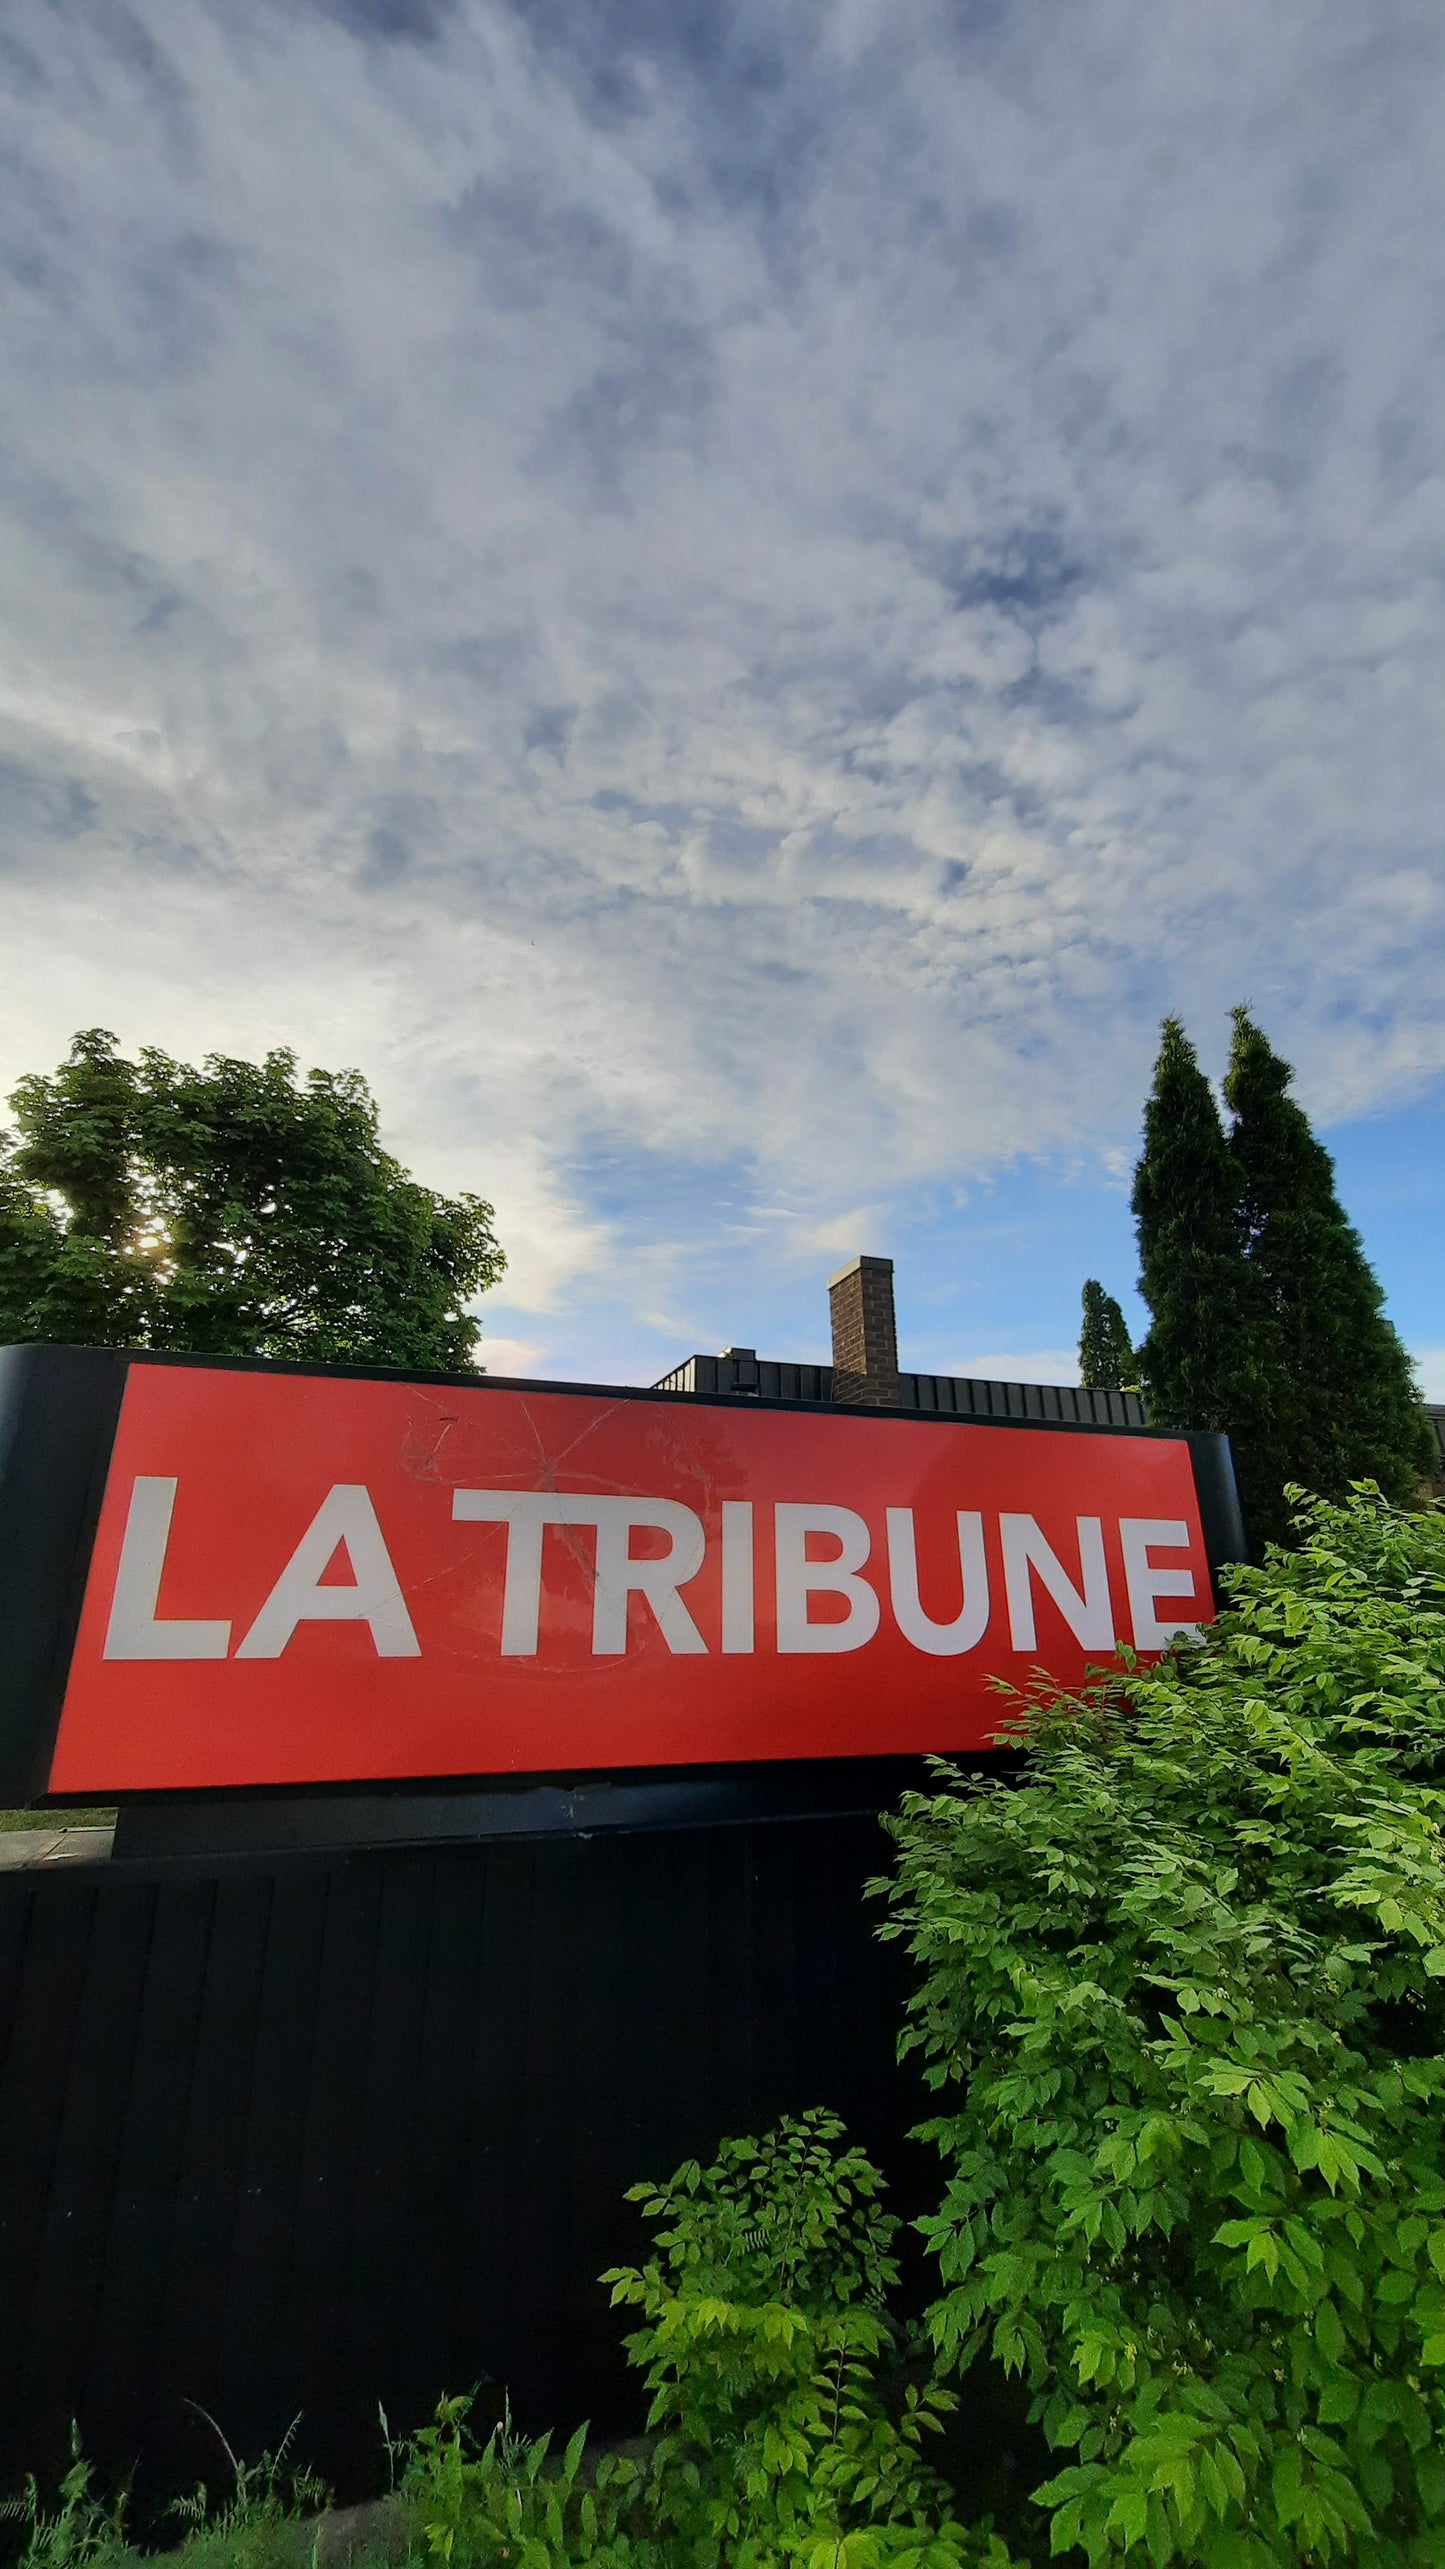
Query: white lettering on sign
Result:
<box><xmin>591</xmin><ymin>1500</ymin><xmax>707</xmax><ymax>1655</ymax></box>
<box><xmin>104</xmin><ymin>1476</ymin><xmax>232</xmax><ymax>1661</ymax></box>
<box><xmin>99</xmin><ymin>1476</ymin><xmax>1205</xmax><ymax>1663</ymax></box>
<box><xmin>1000</xmin><ymin>1514</ymin><xmax>1113</xmax><ymax>1652</ymax></box>
<box><xmin>235</xmin><ymin>1485</ymin><xmax>421</xmax><ymax>1660</ymax></box>
<box><xmin>885</xmin><ymin>1508</ymin><xmax>990</xmax><ymax>1655</ymax></box>
<box><xmin>451</xmin><ymin>1491</ymin><xmax>708</xmax><ymax>1655</ymax></box>
<box><xmin>1119</xmin><ymin>1518</ymin><xmax>1198</xmax><ymax>1649</ymax></box>
<box><xmin>720</xmin><ymin>1500</ymin><xmax>755</xmax><ymax>1654</ymax></box>
<box><xmin>450</xmin><ymin>1491</ymin><xmax>574</xmax><ymax>1654</ymax></box>
<box><xmin>774</xmin><ymin>1504</ymin><xmax>881</xmax><ymax>1654</ymax></box>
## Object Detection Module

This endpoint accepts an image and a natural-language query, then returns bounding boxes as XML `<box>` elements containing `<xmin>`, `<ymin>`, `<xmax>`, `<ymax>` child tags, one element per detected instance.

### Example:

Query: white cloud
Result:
<box><xmin>474</xmin><ymin>1332</ymin><xmax>546</xmax><ymax>1378</ymax></box>
<box><xmin>946</xmin><ymin>1349</ymin><xmax>1083</xmax><ymax>1389</ymax></box>
<box><xmin>1412</xmin><ymin>1348</ymin><xmax>1445</xmax><ymax>1404</ymax></box>
<box><xmin>0</xmin><ymin>0</ymin><xmax>1442</xmax><ymax>1336</ymax></box>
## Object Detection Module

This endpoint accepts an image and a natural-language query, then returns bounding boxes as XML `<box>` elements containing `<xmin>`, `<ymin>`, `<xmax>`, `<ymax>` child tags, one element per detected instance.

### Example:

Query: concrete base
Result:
<box><xmin>0</xmin><ymin>1824</ymin><xmax>114</xmax><ymax>1869</ymax></box>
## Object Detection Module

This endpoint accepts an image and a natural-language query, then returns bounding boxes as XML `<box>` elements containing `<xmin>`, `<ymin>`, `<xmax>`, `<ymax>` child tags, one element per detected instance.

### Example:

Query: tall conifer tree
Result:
<box><xmin>1224</xmin><ymin>1009</ymin><xmax>1431</xmax><ymax>1520</ymax></box>
<box><xmin>1131</xmin><ymin>1018</ymin><xmax>1280</xmax><ymax>1541</ymax></box>
<box><xmin>1078</xmin><ymin>1280</ymin><xmax>1136</xmax><ymax>1390</ymax></box>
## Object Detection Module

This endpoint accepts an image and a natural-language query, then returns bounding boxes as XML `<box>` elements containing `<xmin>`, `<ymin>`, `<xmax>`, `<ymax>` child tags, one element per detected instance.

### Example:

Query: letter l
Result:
<box><xmin>104</xmin><ymin>1476</ymin><xmax>232</xmax><ymax>1661</ymax></box>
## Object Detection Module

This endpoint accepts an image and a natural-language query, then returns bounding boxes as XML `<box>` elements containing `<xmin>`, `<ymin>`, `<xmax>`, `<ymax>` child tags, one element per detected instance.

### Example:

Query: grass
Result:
<box><xmin>0</xmin><ymin>1807</ymin><xmax>115</xmax><ymax>1831</ymax></box>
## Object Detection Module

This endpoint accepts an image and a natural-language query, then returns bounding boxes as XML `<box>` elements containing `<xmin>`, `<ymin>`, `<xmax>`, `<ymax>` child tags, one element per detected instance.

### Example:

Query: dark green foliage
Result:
<box><xmin>0</xmin><ymin>1029</ymin><xmax>504</xmax><ymax>1368</ymax></box>
<box><xmin>1123</xmin><ymin>1012</ymin><xmax>1429</xmax><ymax>1550</ymax></box>
<box><xmin>1078</xmin><ymin>1283</ymin><xmax>1136</xmax><ymax>1393</ymax></box>
<box><xmin>880</xmin><ymin>1487</ymin><xmax>1445</xmax><ymax>2567</ymax></box>
<box><xmin>1128</xmin><ymin>1021</ymin><xmax>1271</xmax><ymax>1521</ymax></box>
<box><xmin>1225</xmin><ymin>1010</ymin><xmax>1432</xmax><ymax>1543</ymax></box>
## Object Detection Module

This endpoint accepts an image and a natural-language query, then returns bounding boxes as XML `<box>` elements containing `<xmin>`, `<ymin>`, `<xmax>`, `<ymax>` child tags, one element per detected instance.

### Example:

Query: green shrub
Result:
<box><xmin>879</xmin><ymin>1488</ymin><xmax>1445</xmax><ymax>2567</ymax></box>
<box><xmin>605</xmin><ymin>2108</ymin><xmax>1019</xmax><ymax>2566</ymax></box>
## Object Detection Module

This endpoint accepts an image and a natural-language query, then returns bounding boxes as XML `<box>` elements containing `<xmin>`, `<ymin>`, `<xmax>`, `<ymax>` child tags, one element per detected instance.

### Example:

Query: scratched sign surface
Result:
<box><xmin>48</xmin><ymin>1363</ymin><xmax>1215</xmax><ymax>1792</ymax></box>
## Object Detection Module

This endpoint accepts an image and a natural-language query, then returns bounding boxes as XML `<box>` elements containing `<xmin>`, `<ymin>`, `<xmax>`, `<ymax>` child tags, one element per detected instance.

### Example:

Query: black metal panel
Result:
<box><xmin>0</xmin><ymin>1817</ymin><xmax>917</xmax><ymax>2499</ymax></box>
<box><xmin>1185</xmin><ymin>1431</ymin><xmax>1251</xmax><ymax>1579</ymax></box>
<box><xmin>656</xmin><ymin>1354</ymin><xmax>1151</xmax><ymax>1434</ymax></box>
<box><xmin>0</xmin><ymin>1346</ymin><xmax>126</xmax><ymax>1801</ymax></box>
<box><xmin>111</xmin><ymin>1757</ymin><xmax>930</xmax><ymax>1860</ymax></box>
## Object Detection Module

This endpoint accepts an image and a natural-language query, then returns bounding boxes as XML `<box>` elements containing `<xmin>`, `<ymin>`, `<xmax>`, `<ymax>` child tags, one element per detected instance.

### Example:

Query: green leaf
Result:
<box><xmin>1416</xmin><ymin>2444</ymin><xmax>1445</xmax><ymax>2518</ymax></box>
<box><xmin>1107</xmin><ymin>2487</ymin><xmax>1149</xmax><ymax>2548</ymax></box>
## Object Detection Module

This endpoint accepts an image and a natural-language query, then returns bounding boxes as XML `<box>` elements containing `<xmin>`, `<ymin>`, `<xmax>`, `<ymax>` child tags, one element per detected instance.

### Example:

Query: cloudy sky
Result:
<box><xmin>2</xmin><ymin>0</ymin><xmax>1442</xmax><ymax>1391</ymax></box>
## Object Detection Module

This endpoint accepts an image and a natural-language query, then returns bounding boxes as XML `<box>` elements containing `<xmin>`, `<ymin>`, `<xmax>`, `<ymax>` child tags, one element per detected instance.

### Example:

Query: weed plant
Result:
<box><xmin>0</xmin><ymin>2413</ymin><xmax>325</xmax><ymax>2569</ymax></box>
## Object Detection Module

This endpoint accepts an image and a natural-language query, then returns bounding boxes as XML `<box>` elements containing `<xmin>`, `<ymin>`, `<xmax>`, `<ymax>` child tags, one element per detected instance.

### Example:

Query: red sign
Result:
<box><xmin>48</xmin><ymin>1364</ymin><xmax>1215</xmax><ymax>1794</ymax></box>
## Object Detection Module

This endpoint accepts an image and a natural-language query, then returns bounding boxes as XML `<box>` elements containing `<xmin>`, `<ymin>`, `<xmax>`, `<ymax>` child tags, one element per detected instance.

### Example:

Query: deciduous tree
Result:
<box><xmin>0</xmin><ymin>1029</ymin><xmax>504</xmax><ymax>1370</ymax></box>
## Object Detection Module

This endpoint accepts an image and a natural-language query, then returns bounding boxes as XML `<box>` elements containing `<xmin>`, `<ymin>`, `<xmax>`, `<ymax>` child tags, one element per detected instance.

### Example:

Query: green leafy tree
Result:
<box><xmin>881</xmin><ymin>1486</ymin><xmax>1445</xmax><ymax>2568</ymax></box>
<box><xmin>0</xmin><ymin>1028</ymin><xmax>504</xmax><ymax>1369</ymax></box>
<box><xmin>1078</xmin><ymin>1282</ymin><xmax>1136</xmax><ymax>1392</ymax></box>
<box><xmin>1225</xmin><ymin>1009</ymin><xmax>1432</xmax><ymax>1530</ymax></box>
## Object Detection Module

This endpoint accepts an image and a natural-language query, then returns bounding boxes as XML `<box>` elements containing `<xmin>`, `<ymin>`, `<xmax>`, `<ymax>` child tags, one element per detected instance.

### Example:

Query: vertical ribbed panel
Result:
<box><xmin>0</xmin><ymin>1821</ymin><xmax>914</xmax><ymax>2497</ymax></box>
<box><xmin>656</xmin><ymin>1359</ymin><xmax>1148</xmax><ymax>1430</ymax></box>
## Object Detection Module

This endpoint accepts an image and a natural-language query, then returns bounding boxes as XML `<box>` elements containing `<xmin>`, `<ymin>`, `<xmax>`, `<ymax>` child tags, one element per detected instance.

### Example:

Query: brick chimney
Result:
<box><xmin>829</xmin><ymin>1255</ymin><xmax>901</xmax><ymax>1408</ymax></box>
